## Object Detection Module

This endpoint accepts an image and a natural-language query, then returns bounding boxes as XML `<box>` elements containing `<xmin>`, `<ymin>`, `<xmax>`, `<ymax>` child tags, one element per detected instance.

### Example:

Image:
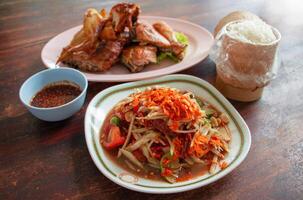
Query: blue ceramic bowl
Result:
<box><xmin>19</xmin><ymin>67</ymin><xmax>88</xmax><ymax>121</ymax></box>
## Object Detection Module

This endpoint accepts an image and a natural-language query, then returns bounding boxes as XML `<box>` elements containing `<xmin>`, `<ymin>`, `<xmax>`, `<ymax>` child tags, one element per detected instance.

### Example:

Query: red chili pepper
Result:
<box><xmin>161</xmin><ymin>168</ymin><xmax>173</xmax><ymax>176</ymax></box>
<box><xmin>132</xmin><ymin>98</ymin><xmax>139</xmax><ymax>112</ymax></box>
<box><xmin>162</xmin><ymin>158</ymin><xmax>170</xmax><ymax>165</ymax></box>
<box><xmin>133</xmin><ymin>105</ymin><xmax>139</xmax><ymax>113</ymax></box>
<box><xmin>152</xmin><ymin>152</ymin><xmax>162</xmax><ymax>159</ymax></box>
<box><xmin>103</xmin><ymin>126</ymin><xmax>125</xmax><ymax>149</ymax></box>
<box><xmin>151</xmin><ymin>145</ymin><xmax>165</xmax><ymax>159</ymax></box>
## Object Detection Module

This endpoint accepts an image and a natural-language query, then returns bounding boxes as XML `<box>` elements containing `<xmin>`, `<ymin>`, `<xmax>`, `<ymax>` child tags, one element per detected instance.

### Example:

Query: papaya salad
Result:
<box><xmin>100</xmin><ymin>87</ymin><xmax>231</xmax><ymax>183</ymax></box>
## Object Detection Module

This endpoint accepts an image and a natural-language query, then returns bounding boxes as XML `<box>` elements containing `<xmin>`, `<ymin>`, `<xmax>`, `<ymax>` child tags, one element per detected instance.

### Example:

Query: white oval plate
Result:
<box><xmin>84</xmin><ymin>74</ymin><xmax>251</xmax><ymax>194</ymax></box>
<box><xmin>41</xmin><ymin>16</ymin><xmax>214</xmax><ymax>82</ymax></box>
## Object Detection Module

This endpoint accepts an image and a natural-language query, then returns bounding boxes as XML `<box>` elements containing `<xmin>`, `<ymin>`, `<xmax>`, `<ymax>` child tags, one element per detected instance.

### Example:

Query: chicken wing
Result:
<box><xmin>153</xmin><ymin>21</ymin><xmax>187</xmax><ymax>60</ymax></box>
<box><xmin>99</xmin><ymin>20</ymin><xmax>118</xmax><ymax>41</ymax></box>
<box><xmin>110</xmin><ymin>3</ymin><xmax>140</xmax><ymax>33</ymax></box>
<box><xmin>153</xmin><ymin>21</ymin><xmax>177</xmax><ymax>42</ymax></box>
<box><xmin>121</xmin><ymin>46</ymin><xmax>157</xmax><ymax>72</ymax></box>
<box><xmin>135</xmin><ymin>22</ymin><xmax>171</xmax><ymax>48</ymax></box>
<box><xmin>57</xmin><ymin>9</ymin><xmax>107</xmax><ymax>65</ymax></box>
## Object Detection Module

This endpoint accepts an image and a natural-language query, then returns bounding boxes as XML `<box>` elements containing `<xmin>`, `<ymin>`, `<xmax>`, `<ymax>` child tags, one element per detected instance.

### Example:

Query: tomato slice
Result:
<box><xmin>132</xmin><ymin>149</ymin><xmax>146</xmax><ymax>162</ymax></box>
<box><xmin>103</xmin><ymin>126</ymin><xmax>125</xmax><ymax>149</ymax></box>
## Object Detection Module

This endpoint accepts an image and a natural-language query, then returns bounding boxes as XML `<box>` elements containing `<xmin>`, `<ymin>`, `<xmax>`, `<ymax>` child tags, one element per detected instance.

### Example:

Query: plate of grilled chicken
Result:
<box><xmin>41</xmin><ymin>3</ymin><xmax>214</xmax><ymax>82</ymax></box>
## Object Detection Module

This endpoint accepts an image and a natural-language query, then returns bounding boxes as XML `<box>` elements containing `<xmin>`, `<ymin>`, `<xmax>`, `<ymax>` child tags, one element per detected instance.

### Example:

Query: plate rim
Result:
<box><xmin>41</xmin><ymin>15</ymin><xmax>214</xmax><ymax>82</ymax></box>
<box><xmin>84</xmin><ymin>74</ymin><xmax>251</xmax><ymax>194</ymax></box>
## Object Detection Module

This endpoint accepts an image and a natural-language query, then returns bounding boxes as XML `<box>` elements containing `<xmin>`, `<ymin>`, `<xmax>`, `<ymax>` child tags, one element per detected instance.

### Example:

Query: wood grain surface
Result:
<box><xmin>0</xmin><ymin>0</ymin><xmax>302</xmax><ymax>199</ymax></box>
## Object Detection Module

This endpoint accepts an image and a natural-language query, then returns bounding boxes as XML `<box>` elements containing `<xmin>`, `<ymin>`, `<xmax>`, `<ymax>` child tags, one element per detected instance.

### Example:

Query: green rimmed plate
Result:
<box><xmin>84</xmin><ymin>74</ymin><xmax>251</xmax><ymax>194</ymax></box>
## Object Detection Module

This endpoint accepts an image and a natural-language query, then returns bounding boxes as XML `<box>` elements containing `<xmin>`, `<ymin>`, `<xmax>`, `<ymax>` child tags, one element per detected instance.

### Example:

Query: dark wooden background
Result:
<box><xmin>0</xmin><ymin>0</ymin><xmax>302</xmax><ymax>199</ymax></box>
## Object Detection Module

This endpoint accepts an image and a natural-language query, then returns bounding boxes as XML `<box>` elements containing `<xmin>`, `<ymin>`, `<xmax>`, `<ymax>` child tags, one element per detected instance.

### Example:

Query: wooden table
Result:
<box><xmin>0</xmin><ymin>0</ymin><xmax>302</xmax><ymax>199</ymax></box>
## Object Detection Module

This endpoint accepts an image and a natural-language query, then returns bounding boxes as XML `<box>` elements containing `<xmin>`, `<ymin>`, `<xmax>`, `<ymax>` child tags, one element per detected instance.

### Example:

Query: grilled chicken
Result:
<box><xmin>153</xmin><ymin>21</ymin><xmax>187</xmax><ymax>60</ymax></box>
<box><xmin>121</xmin><ymin>46</ymin><xmax>157</xmax><ymax>72</ymax></box>
<box><xmin>153</xmin><ymin>21</ymin><xmax>177</xmax><ymax>42</ymax></box>
<box><xmin>62</xmin><ymin>38</ymin><xmax>127</xmax><ymax>72</ymax></box>
<box><xmin>57</xmin><ymin>3</ymin><xmax>187</xmax><ymax>73</ymax></box>
<box><xmin>57</xmin><ymin>9</ymin><xmax>107</xmax><ymax>65</ymax></box>
<box><xmin>135</xmin><ymin>22</ymin><xmax>171</xmax><ymax>48</ymax></box>
<box><xmin>110</xmin><ymin>3</ymin><xmax>140</xmax><ymax>33</ymax></box>
<box><xmin>99</xmin><ymin>20</ymin><xmax>118</xmax><ymax>41</ymax></box>
<box><xmin>57</xmin><ymin>4</ymin><xmax>138</xmax><ymax>72</ymax></box>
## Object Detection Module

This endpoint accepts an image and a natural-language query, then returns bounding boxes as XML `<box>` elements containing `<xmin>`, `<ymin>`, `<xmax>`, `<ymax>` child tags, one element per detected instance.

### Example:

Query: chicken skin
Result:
<box><xmin>121</xmin><ymin>46</ymin><xmax>157</xmax><ymax>72</ymax></box>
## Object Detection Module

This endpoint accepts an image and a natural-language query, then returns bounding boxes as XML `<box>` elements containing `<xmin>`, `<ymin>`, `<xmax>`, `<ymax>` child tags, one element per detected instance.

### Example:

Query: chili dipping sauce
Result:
<box><xmin>30</xmin><ymin>81</ymin><xmax>82</xmax><ymax>108</ymax></box>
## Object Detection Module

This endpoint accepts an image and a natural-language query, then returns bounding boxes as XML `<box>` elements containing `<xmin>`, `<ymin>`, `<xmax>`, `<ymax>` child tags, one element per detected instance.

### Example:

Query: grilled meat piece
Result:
<box><xmin>121</xmin><ymin>46</ymin><xmax>157</xmax><ymax>72</ymax></box>
<box><xmin>153</xmin><ymin>21</ymin><xmax>187</xmax><ymax>60</ymax></box>
<box><xmin>62</xmin><ymin>39</ymin><xmax>127</xmax><ymax>72</ymax></box>
<box><xmin>57</xmin><ymin>9</ymin><xmax>107</xmax><ymax>65</ymax></box>
<box><xmin>99</xmin><ymin>20</ymin><xmax>118</xmax><ymax>40</ymax></box>
<box><xmin>58</xmin><ymin>3</ymin><xmax>138</xmax><ymax>72</ymax></box>
<box><xmin>110</xmin><ymin>3</ymin><xmax>140</xmax><ymax>33</ymax></box>
<box><xmin>57</xmin><ymin>3</ymin><xmax>186</xmax><ymax>72</ymax></box>
<box><xmin>135</xmin><ymin>22</ymin><xmax>171</xmax><ymax>48</ymax></box>
<box><xmin>135</xmin><ymin>22</ymin><xmax>187</xmax><ymax>61</ymax></box>
<box><xmin>153</xmin><ymin>21</ymin><xmax>177</xmax><ymax>42</ymax></box>
<box><xmin>99</xmin><ymin>3</ymin><xmax>140</xmax><ymax>40</ymax></box>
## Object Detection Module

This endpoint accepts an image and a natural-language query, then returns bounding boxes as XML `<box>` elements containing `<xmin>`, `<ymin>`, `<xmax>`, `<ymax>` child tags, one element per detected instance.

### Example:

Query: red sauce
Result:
<box><xmin>30</xmin><ymin>81</ymin><xmax>82</xmax><ymax>108</ymax></box>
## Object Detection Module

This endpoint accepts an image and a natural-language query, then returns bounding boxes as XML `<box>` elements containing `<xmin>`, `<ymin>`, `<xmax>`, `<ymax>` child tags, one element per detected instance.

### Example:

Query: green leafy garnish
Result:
<box><xmin>157</xmin><ymin>32</ymin><xmax>188</xmax><ymax>63</ymax></box>
<box><xmin>157</xmin><ymin>52</ymin><xmax>179</xmax><ymax>63</ymax></box>
<box><xmin>175</xmin><ymin>32</ymin><xmax>189</xmax><ymax>45</ymax></box>
<box><xmin>110</xmin><ymin>116</ymin><xmax>120</xmax><ymax>126</ymax></box>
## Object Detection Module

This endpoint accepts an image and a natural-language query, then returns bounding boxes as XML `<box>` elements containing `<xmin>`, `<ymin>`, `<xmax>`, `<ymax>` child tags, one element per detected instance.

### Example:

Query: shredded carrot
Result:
<box><xmin>172</xmin><ymin>137</ymin><xmax>182</xmax><ymax>159</ymax></box>
<box><xmin>188</xmin><ymin>133</ymin><xmax>210</xmax><ymax>157</ymax></box>
<box><xmin>169</xmin><ymin>121</ymin><xmax>179</xmax><ymax>132</ymax></box>
<box><xmin>131</xmin><ymin>88</ymin><xmax>202</xmax><ymax>131</ymax></box>
<box><xmin>132</xmin><ymin>98</ymin><xmax>140</xmax><ymax>112</ymax></box>
<box><xmin>209</xmin><ymin>135</ymin><xmax>224</xmax><ymax>148</ymax></box>
<box><xmin>132</xmin><ymin>98</ymin><xmax>139</xmax><ymax>107</ymax></box>
<box><xmin>195</xmin><ymin>133</ymin><xmax>208</xmax><ymax>144</ymax></box>
<box><xmin>220</xmin><ymin>161</ymin><xmax>228</xmax><ymax>169</ymax></box>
